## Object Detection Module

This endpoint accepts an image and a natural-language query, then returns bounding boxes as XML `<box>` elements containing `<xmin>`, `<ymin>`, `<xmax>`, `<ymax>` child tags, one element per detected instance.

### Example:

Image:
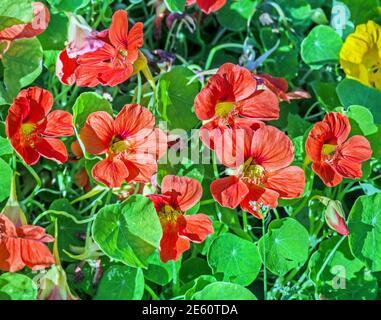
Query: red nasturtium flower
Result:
<box><xmin>186</xmin><ymin>0</ymin><xmax>226</xmax><ymax>14</ymax></box>
<box><xmin>0</xmin><ymin>214</ymin><xmax>55</xmax><ymax>272</ymax></box>
<box><xmin>210</xmin><ymin>126</ymin><xmax>306</xmax><ymax>218</ymax></box>
<box><xmin>5</xmin><ymin>87</ymin><xmax>74</xmax><ymax>165</ymax></box>
<box><xmin>195</xmin><ymin>63</ymin><xmax>279</xmax><ymax>149</ymax></box>
<box><xmin>147</xmin><ymin>175</ymin><xmax>214</xmax><ymax>262</ymax></box>
<box><xmin>80</xmin><ymin>104</ymin><xmax>167</xmax><ymax>188</ymax></box>
<box><xmin>306</xmin><ymin>112</ymin><xmax>372</xmax><ymax>187</ymax></box>
<box><xmin>0</xmin><ymin>2</ymin><xmax>50</xmax><ymax>42</ymax></box>
<box><xmin>57</xmin><ymin>10</ymin><xmax>143</xmax><ymax>87</ymax></box>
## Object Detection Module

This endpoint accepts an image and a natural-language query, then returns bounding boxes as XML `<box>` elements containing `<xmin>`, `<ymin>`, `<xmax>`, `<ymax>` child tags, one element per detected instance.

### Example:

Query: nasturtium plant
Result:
<box><xmin>259</xmin><ymin>218</ymin><xmax>310</xmax><ymax>276</ymax></box>
<box><xmin>208</xmin><ymin>233</ymin><xmax>262</xmax><ymax>285</ymax></box>
<box><xmin>1</xmin><ymin>0</ymin><xmax>381</xmax><ymax>302</ymax></box>
<box><xmin>92</xmin><ymin>196</ymin><xmax>162</xmax><ymax>268</ymax></box>
<box><xmin>348</xmin><ymin>193</ymin><xmax>381</xmax><ymax>272</ymax></box>
<box><xmin>0</xmin><ymin>273</ymin><xmax>37</xmax><ymax>300</ymax></box>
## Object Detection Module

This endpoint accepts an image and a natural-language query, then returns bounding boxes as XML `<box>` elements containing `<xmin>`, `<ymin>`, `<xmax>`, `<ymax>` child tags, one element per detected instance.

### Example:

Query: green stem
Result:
<box><xmin>20</xmin><ymin>160</ymin><xmax>42</xmax><ymax>203</ymax></box>
<box><xmin>262</xmin><ymin>217</ymin><xmax>268</xmax><ymax>300</ymax></box>
<box><xmin>200</xmin><ymin>199</ymin><xmax>215</xmax><ymax>206</ymax></box>
<box><xmin>33</xmin><ymin>210</ymin><xmax>97</xmax><ymax>226</ymax></box>
<box><xmin>314</xmin><ymin>236</ymin><xmax>346</xmax><ymax>299</ymax></box>
<box><xmin>205</xmin><ymin>44</ymin><xmax>244</xmax><ymax>70</ymax></box>
<box><xmin>136</xmin><ymin>72</ymin><xmax>142</xmax><ymax>105</ymax></box>
<box><xmin>212</xmin><ymin>152</ymin><xmax>219</xmax><ymax>178</ymax></box>
<box><xmin>145</xmin><ymin>284</ymin><xmax>159</xmax><ymax>300</ymax></box>
<box><xmin>242</xmin><ymin>211</ymin><xmax>248</xmax><ymax>233</ymax></box>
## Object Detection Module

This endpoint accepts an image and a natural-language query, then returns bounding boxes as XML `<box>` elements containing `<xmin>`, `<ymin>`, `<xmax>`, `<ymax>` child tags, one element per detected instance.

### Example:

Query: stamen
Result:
<box><xmin>215</xmin><ymin>101</ymin><xmax>235</xmax><ymax>118</ymax></box>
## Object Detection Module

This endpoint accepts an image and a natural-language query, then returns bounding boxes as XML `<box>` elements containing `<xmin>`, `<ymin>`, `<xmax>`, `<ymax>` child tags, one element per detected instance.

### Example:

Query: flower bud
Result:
<box><xmin>35</xmin><ymin>265</ymin><xmax>78</xmax><ymax>300</ymax></box>
<box><xmin>315</xmin><ymin>196</ymin><xmax>349</xmax><ymax>236</ymax></box>
<box><xmin>324</xmin><ymin>200</ymin><xmax>349</xmax><ymax>236</ymax></box>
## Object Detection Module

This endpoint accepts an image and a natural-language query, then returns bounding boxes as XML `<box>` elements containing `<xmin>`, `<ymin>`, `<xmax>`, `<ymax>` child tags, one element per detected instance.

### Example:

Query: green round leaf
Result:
<box><xmin>144</xmin><ymin>252</ymin><xmax>174</xmax><ymax>286</ymax></box>
<box><xmin>0</xmin><ymin>157</ymin><xmax>12</xmax><ymax>202</ymax></box>
<box><xmin>92</xmin><ymin>195</ymin><xmax>162</xmax><ymax>268</ymax></box>
<box><xmin>309</xmin><ymin>236</ymin><xmax>378</xmax><ymax>300</ymax></box>
<box><xmin>94</xmin><ymin>265</ymin><xmax>144</xmax><ymax>300</ymax></box>
<box><xmin>192</xmin><ymin>282</ymin><xmax>257</xmax><ymax>300</ymax></box>
<box><xmin>348</xmin><ymin>193</ymin><xmax>381</xmax><ymax>272</ymax></box>
<box><xmin>0</xmin><ymin>273</ymin><xmax>37</xmax><ymax>300</ymax></box>
<box><xmin>216</xmin><ymin>0</ymin><xmax>256</xmax><ymax>32</ymax></box>
<box><xmin>2</xmin><ymin>38</ymin><xmax>43</xmax><ymax>99</ymax></box>
<box><xmin>337</xmin><ymin>79</ymin><xmax>381</xmax><ymax>125</ymax></box>
<box><xmin>164</xmin><ymin>0</ymin><xmax>185</xmax><ymax>12</ymax></box>
<box><xmin>158</xmin><ymin>66</ymin><xmax>201</xmax><ymax>131</ymax></box>
<box><xmin>346</xmin><ymin>105</ymin><xmax>378</xmax><ymax>136</ymax></box>
<box><xmin>180</xmin><ymin>257</ymin><xmax>212</xmax><ymax>283</ymax></box>
<box><xmin>72</xmin><ymin>92</ymin><xmax>113</xmax><ymax>131</ymax></box>
<box><xmin>259</xmin><ymin>218</ymin><xmax>310</xmax><ymax>276</ymax></box>
<box><xmin>301</xmin><ymin>25</ymin><xmax>343</xmax><ymax>69</ymax></box>
<box><xmin>0</xmin><ymin>0</ymin><xmax>33</xmax><ymax>31</ymax></box>
<box><xmin>208</xmin><ymin>233</ymin><xmax>261</xmax><ymax>286</ymax></box>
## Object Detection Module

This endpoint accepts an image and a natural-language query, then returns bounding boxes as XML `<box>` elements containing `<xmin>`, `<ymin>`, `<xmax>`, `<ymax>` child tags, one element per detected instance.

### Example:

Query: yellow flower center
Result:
<box><xmin>20</xmin><ymin>123</ymin><xmax>37</xmax><ymax>137</ymax></box>
<box><xmin>119</xmin><ymin>49</ymin><xmax>128</xmax><ymax>57</ymax></box>
<box><xmin>321</xmin><ymin>144</ymin><xmax>336</xmax><ymax>156</ymax></box>
<box><xmin>158</xmin><ymin>204</ymin><xmax>181</xmax><ymax>225</ymax></box>
<box><xmin>215</xmin><ymin>101</ymin><xmax>235</xmax><ymax>118</ymax></box>
<box><xmin>242</xmin><ymin>157</ymin><xmax>265</xmax><ymax>185</ymax></box>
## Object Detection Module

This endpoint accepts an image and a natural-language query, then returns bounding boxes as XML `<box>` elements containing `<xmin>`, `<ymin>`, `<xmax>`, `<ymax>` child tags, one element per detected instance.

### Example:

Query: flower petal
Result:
<box><xmin>194</xmin><ymin>74</ymin><xmax>226</xmax><ymax>121</ymax></box>
<box><xmin>179</xmin><ymin>214</ymin><xmax>214</xmax><ymax>242</ymax></box>
<box><xmin>305</xmin><ymin>121</ymin><xmax>330</xmax><ymax>163</ymax></box>
<box><xmin>210</xmin><ymin>176</ymin><xmax>249</xmax><ymax>209</ymax></box>
<box><xmin>109</xmin><ymin>10</ymin><xmax>129</xmax><ymax>49</ymax></box>
<box><xmin>92</xmin><ymin>158</ymin><xmax>129</xmax><ymax>188</ymax></box>
<box><xmin>115</xmin><ymin>104</ymin><xmax>154</xmax><ymax>138</ymax></box>
<box><xmin>56</xmin><ymin>49</ymin><xmax>78</xmax><ymax>86</ymax></box>
<box><xmin>240</xmin><ymin>185</ymin><xmax>279</xmax><ymax>219</ymax></box>
<box><xmin>80</xmin><ymin>111</ymin><xmax>114</xmax><ymax>155</ymax></box>
<box><xmin>15</xmin><ymin>87</ymin><xmax>54</xmax><ymax>123</ymax></box>
<box><xmin>217</xmin><ymin>63</ymin><xmax>257</xmax><ymax>101</ymax></box>
<box><xmin>159</xmin><ymin>224</ymin><xmax>190</xmax><ymax>263</ymax></box>
<box><xmin>335</xmin><ymin>135</ymin><xmax>372</xmax><ymax>163</ymax></box>
<box><xmin>43</xmin><ymin>110</ymin><xmax>73</xmax><ymax>137</ymax></box>
<box><xmin>323</xmin><ymin>112</ymin><xmax>351</xmax><ymax>144</ymax></box>
<box><xmin>250</xmin><ymin>125</ymin><xmax>294</xmax><ymax>171</ymax></box>
<box><xmin>265</xmin><ymin>166</ymin><xmax>306</xmax><ymax>199</ymax></box>
<box><xmin>195</xmin><ymin>0</ymin><xmax>226</xmax><ymax>14</ymax></box>
<box><xmin>237</xmin><ymin>89</ymin><xmax>279</xmax><ymax>120</ymax></box>
<box><xmin>17</xmin><ymin>225</ymin><xmax>54</xmax><ymax>243</ymax></box>
<box><xmin>35</xmin><ymin>138</ymin><xmax>69</xmax><ymax>164</ymax></box>
<box><xmin>97</xmin><ymin>64</ymin><xmax>134</xmax><ymax>87</ymax></box>
<box><xmin>19</xmin><ymin>238</ymin><xmax>55</xmax><ymax>270</ymax></box>
<box><xmin>312</xmin><ymin>162</ymin><xmax>343</xmax><ymax>187</ymax></box>
<box><xmin>161</xmin><ymin>175</ymin><xmax>203</xmax><ymax>211</ymax></box>
<box><xmin>127</xmin><ymin>22</ymin><xmax>144</xmax><ymax>62</ymax></box>
<box><xmin>0</xmin><ymin>238</ymin><xmax>24</xmax><ymax>272</ymax></box>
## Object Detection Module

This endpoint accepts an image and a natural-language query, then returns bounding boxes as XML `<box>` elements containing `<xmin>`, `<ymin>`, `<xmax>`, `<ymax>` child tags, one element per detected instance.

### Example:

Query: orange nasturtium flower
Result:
<box><xmin>340</xmin><ymin>20</ymin><xmax>381</xmax><ymax>90</ymax></box>
<box><xmin>0</xmin><ymin>214</ymin><xmax>55</xmax><ymax>272</ymax></box>
<box><xmin>306</xmin><ymin>112</ymin><xmax>372</xmax><ymax>187</ymax></box>
<box><xmin>5</xmin><ymin>87</ymin><xmax>74</xmax><ymax>165</ymax></box>
<box><xmin>0</xmin><ymin>2</ymin><xmax>50</xmax><ymax>43</ymax></box>
<box><xmin>56</xmin><ymin>10</ymin><xmax>143</xmax><ymax>87</ymax></box>
<box><xmin>147</xmin><ymin>175</ymin><xmax>214</xmax><ymax>262</ymax></box>
<box><xmin>186</xmin><ymin>0</ymin><xmax>227</xmax><ymax>14</ymax></box>
<box><xmin>80</xmin><ymin>104</ymin><xmax>167</xmax><ymax>188</ymax></box>
<box><xmin>210</xmin><ymin>126</ymin><xmax>306</xmax><ymax>218</ymax></box>
<box><xmin>195</xmin><ymin>63</ymin><xmax>279</xmax><ymax>149</ymax></box>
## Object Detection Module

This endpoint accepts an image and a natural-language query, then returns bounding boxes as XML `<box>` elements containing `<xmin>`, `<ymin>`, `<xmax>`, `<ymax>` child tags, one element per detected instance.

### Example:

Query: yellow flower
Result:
<box><xmin>340</xmin><ymin>21</ymin><xmax>381</xmax><ymax>90</ymax></box>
